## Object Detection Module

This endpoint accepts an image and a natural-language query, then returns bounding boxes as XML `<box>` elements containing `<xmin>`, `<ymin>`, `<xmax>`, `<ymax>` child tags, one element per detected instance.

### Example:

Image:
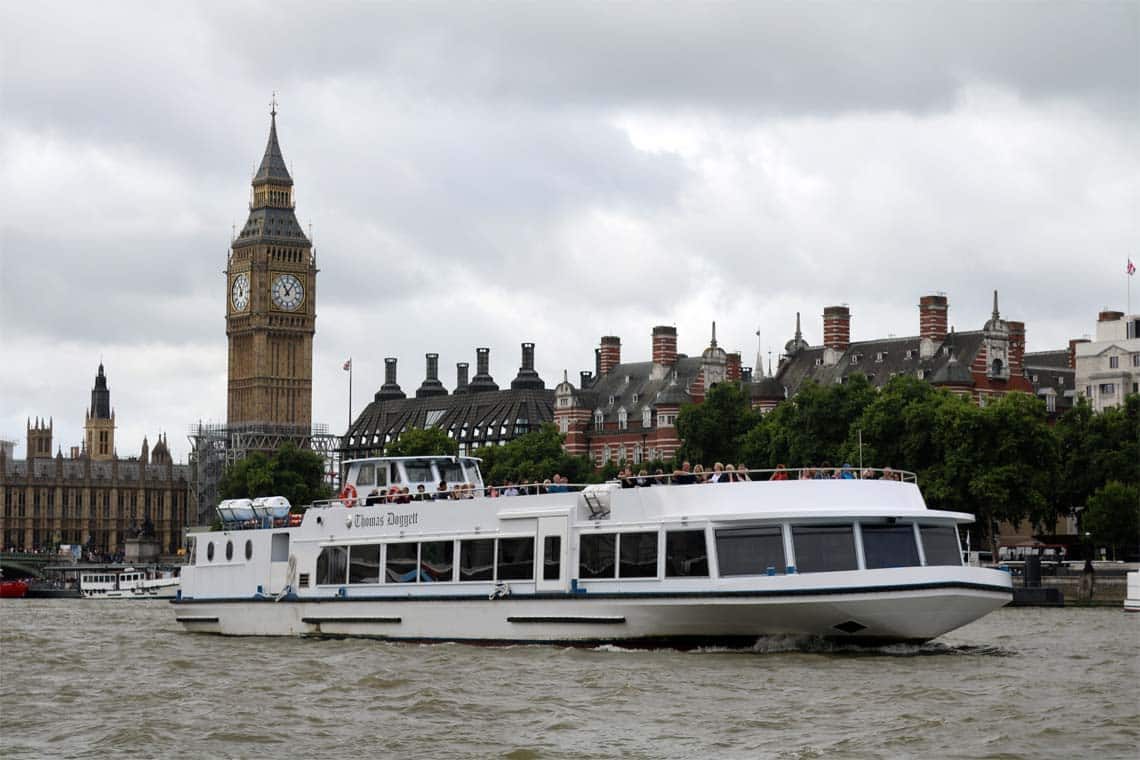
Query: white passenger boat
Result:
<box><xmin>173</xmin><ymin>457</ymin><xmax>1012</xmax><ymax>645</ymax></box>
<box><xmin>81</xmin><ymin>567</ymin><xmax>181</xmax><ymax>599</ymax></box>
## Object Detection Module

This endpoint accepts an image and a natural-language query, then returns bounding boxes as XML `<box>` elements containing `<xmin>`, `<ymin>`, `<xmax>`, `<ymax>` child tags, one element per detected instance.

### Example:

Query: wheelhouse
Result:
<box><xmin>343</xmin><ymin>456</ymin><xmax>485</xmax><ymax>496</ymax></box>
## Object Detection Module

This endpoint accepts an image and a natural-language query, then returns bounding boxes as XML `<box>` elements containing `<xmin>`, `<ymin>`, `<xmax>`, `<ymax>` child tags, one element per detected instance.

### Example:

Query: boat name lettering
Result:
<box><xmin>353</xmin><ymin>512</ymin><xmax>419</xmax><ymax>529</ymax></box>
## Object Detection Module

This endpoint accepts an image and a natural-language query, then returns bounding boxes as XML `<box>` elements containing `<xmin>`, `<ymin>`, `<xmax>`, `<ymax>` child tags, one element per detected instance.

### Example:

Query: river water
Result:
<box><xmin>1</xmin><ymin>601</ymin><xmax>1136</xmax><ymax>759</ymax></box>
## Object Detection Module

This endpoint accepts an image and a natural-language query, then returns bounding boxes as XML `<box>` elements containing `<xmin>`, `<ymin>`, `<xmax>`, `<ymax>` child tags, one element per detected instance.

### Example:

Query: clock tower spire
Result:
<box><xmin>225</xmin><ymin>102</ymin><xmax>317</xmax><ymax>430</ymax></box>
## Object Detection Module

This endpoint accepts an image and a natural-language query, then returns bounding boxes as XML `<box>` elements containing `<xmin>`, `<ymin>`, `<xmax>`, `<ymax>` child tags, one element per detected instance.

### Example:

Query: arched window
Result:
<box><xmin>991</xmin><ymin>358</ymin><xmax>1004</xmax><ymax>376</ymax></box>
<box><xmin>617</xmin><ymin>407</ymin><xmax>628</xmax><ymax>431</ymax></box>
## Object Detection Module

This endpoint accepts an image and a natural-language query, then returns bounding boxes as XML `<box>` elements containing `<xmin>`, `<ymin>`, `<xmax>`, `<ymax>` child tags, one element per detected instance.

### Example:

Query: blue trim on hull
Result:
<box><xmin>173</xmin><ymin>580</ymin><xmax>1012</xmax><ymax>605</ymax></box>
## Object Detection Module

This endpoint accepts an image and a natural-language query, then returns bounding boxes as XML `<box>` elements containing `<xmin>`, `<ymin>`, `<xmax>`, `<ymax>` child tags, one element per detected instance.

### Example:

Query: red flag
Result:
<box><xmin>343</xmin><ymin>358</ymin><xmax>352</xmax><ymax>371</ymax></box>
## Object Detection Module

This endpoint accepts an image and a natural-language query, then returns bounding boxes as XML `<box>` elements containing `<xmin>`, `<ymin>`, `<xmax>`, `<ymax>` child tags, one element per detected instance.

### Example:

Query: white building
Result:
<box><xmin>1075</xmin><ymin>310</ymin><xmax>1140</xmax><ymax>411</ymax></box>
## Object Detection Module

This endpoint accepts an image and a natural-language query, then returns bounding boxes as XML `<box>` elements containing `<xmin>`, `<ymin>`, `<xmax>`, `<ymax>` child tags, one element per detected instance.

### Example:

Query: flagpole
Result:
<box><xmin>348</xmin><ymin>359</ymin><xmax>353</xmax><ymax>430</ymax></box>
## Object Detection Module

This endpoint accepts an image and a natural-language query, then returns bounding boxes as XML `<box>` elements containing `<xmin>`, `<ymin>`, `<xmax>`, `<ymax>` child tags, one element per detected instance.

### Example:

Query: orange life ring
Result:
<box><xmin>338</xmin><ymin>483</ymin><xmax>358</xmax><ymax>507</ymax></box>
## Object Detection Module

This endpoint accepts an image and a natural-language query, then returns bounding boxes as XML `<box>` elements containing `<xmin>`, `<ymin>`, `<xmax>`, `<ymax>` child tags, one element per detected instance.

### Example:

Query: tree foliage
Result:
<box><xmin>385</xmin><ymin>426</ymin><xmax>458</xmax><ymax>457</ymax></box>
<box><xmin>473</xmin><ymin>423</ymin><xmax>597</xmax><ymax>485</ymax></box>
<box><xmin>219</xmin><ymin>442</ymin><xmax>331</xmax><ymax>509</ymax></box>
<box><xmin>1082</xmin><ymin>481</ymin><xmax>1140</xmax><ymax>559</ymax></box>
<box><xmin>676</xmin><ymin>383</ymin><xmax>758</xmax><ymax>465</ymax></box>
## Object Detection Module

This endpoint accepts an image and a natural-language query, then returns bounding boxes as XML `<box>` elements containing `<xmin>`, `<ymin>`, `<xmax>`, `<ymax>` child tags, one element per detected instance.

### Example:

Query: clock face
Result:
<box><xmin>271</xmin><ymin>273</ymin><xmax>305</xmax><ymax>311</ymax></box>
<box><xmin>230</xmin><ymin>272</ymin><xmax>250</xmax><ymax>312</ymax></box>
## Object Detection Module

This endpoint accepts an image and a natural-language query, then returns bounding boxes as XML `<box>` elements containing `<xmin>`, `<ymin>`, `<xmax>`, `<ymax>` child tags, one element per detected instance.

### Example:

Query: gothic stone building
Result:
<box><xmin>226</xmin><ymin>106</ymin><xmax>317</xmax><ymax>432</ymax></box>
<box><xmin>553</xmin><ymin>325</ymin><xmax>744</xmax><ymax>467</ymax></box>
<box><xmin>341</xmin><ymin>345</ymin><xmax>555</xmax><ymax>460</ymax></box>
<box><xmin>0</xmin><ymin>365</ymin><xmax>191</xmax><ymax>556</ymax></box>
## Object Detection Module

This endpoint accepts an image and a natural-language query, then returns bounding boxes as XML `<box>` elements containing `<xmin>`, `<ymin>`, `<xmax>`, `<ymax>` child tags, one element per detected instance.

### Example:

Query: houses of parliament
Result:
<box><xmin>1</xmin><ymin>107</ymin><xmax>318</xmax><ymax>554</ymax></box>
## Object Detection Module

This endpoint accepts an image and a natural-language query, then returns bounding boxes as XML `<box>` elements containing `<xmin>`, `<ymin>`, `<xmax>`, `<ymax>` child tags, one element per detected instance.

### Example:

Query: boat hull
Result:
<box><xmin>174</xmin><ymin>581</ymin><xmax>1011</xmax><ymax>645</ymax></box>
<box><xmin>0</xmin><ymin>580</ymin><xmax>29</xmax><ymax>599</ymax></box>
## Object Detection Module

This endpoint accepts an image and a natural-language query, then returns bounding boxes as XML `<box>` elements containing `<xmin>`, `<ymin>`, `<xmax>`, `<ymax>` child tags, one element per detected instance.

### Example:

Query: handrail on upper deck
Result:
<box><xmin>303</xmin><ymin>466</ymin><xmax>917</xmax><ymax>510</ymax></box>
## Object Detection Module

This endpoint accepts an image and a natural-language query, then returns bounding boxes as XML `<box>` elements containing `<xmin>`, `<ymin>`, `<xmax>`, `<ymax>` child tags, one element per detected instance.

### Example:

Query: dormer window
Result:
<box><xmin>850</xmin><ymin>354</ymin><xmax>859</xmax><ymax>365</ymax></box>
<box><xmin>875</xmin><ymin>352</ymin><xmax>884</xmax><ymax>363</ymax></box>
<box><xmin>905</xmin><ymin>349</ymin><xmax>915</xmax><ymax>360</ymax></box>
<box><xmin>814</xmin><ymin>358</ymin><xmax>823</xmax><ymax>367</ymax></box>
<box><xmin>917</xmin><ymin>369</ymin><xmax>926</xmax><ymax>380</ymax></box>
<box><xmin>631</xmin><ymin>393</ymin><xmax>638</xmax><ymax>404</ymax></box>
<box><xmin>594</xmin><ymin>409</ymin><xmax>604</xmax><ymax>432</ymax></box>
<box><xmin>617</xmin><ymin>407</ymin><xmax>629</xmax><ymax>431</ymax></box>
<box><xmin>608</xmin><ymin>395</ymin><xmax>615</xmax><ymax>406</ymax></box>
<box><xmin>642</xmin><ymin>407</ymin><xmax>652</xmax><ymax>427</ymax></box>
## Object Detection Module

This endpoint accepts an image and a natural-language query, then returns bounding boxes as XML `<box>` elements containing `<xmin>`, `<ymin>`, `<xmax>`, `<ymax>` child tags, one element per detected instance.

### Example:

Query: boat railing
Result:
<box><xmin>305</xmin><ymin>466</ymin><xmax>917</xmax><ymax>509</ymax></box>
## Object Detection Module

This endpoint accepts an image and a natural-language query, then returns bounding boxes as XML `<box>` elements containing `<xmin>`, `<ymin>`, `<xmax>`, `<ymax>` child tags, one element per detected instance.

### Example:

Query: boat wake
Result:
<box><xmin>589</xmin><ymin>636</ymin><xmax>1015</xmax><ymax>657</ymax></box>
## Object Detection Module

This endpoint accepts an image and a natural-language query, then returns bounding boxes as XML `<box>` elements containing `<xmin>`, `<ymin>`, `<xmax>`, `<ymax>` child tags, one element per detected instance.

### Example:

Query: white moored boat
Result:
<box><xmin>173</xmin><ymin>457</ymin><xmax>1012</xmax><ymax>645</ymax></box>
<box><xmin>81</xmin><ymin>567</ymin><xmax>181</xmax><ymax>599</ymax></box>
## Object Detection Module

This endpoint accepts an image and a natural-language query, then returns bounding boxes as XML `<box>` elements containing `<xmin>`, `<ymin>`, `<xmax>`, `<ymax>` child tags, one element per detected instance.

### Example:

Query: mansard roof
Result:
<box><xmin>776</xmin><ymin>331</ymin><xmax>988</xmax><ymax>394</ymax></box>
<box><xmin>569</xmin><ymin>357</ymin><xmax>705</xmax><ymax>422</ymax></box>
<box><xmin>341</xmin><ymin>388</ymin><xmax>555</xmax><ymax>456</ymax></box>
<box><xmin>1023</xmin><ymin>349</ymin><xmax>1070</xmax><ymax>369</ymax></box>
<box><xmin>253</xmin><ymin>112</ymin><xmax>293</xmax><ymax>186</ymax></box>
<box><xmin>233</xmin><ymin>206</ymin><xmax>310</xmax><ymax>248</ymax></box>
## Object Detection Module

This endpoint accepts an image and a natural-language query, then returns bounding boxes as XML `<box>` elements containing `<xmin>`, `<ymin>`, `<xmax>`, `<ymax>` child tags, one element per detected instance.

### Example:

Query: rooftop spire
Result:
<box><xmin>991</xmin><ymin>289</ymin><xmax>1000</xmax><ymax>320</ymax></box>
<box><xmin>755</xmin><ymin>327</ymin><xmax>764</xmax><ymax>378</ymax></box>
<box><xmin>253</xmin><ymin>96</ymin><xmax>293</xmax><ymax>187</ymax></box>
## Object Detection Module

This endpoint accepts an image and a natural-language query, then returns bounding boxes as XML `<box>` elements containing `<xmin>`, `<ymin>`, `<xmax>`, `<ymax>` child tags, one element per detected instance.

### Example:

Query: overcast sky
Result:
<box><xmin>2</xmin><ymin>2</ymin><xmax>1137</xmax><ymax>461</ymax></box>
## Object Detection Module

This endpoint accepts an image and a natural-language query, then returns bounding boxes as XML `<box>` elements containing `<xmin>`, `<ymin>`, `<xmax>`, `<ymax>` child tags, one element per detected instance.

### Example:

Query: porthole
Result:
<box><xmin>245</xmin><ymin>540</ymin><xmax>253</xmax><ymax>561</ymax></box>
<box><xmin>206</xmin><ymin>542</ymin><xmax>215</xmax><ymax>562</ymax></box>
<box><xmin>226</xmin><ymin>540</ymin><xmax>234</xmax><ymax>561</ymax></box>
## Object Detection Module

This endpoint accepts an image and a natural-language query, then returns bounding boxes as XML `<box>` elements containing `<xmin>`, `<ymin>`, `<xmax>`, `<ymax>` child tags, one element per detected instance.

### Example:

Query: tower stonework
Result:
<box><xmin>226</xmin><ymin>107</ymin><xmax>317</xmax><ymax>429</ymax></box>
<box><xmin>84</xmin><ymin>363</ymin><xmax>116</xmax><ymax>460</ymax></box>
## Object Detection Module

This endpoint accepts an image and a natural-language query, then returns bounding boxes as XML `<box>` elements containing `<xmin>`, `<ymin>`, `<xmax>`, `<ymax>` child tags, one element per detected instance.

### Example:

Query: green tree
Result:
<box><xmin>473</xmin><ymin>423</ymin><xmax>596</xmax><ymax>485</ymax></box>
<box><xmin>739</xmin><ymin>374</ymin><xmax>877</xmax><ymax>468</ymax></box>
<box><xmin>219</xmin><ymin>442</ymin><xmax>331</xmax><ymax>509</ymax></box>
<box><xmin>385</xmin><ymin>427</ymin><xmax>458</xmax><ymax>457</ymax></box>
<box><xmin>676</xmin><ymin>382</ymin><xmax>759</xmax><ymax>465</ymax></box>
<box><xmin>1082</xmin><ymin>481</ymin><xmax>1140</xmax><ymax>560</ymax></box>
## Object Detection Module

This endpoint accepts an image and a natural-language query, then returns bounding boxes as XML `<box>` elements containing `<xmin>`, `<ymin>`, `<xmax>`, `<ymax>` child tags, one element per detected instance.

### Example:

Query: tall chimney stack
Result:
<box><xmin>1068</xmin><ymin>338</ymin><xmax>1090</xmax><ymax>369</ymax></box>
<box><xmin>651</xmin><ymin>325</ymin><xmax>678</xmax><ymax>366</ymax></box>
<box><xmin>510</xmin><ymin>342</ymin><xmax>545</xmax><ymax>390</ymax></box>
<box><xmin>726</xmin><ymin>352</ymin><xmax>742</xmax><ymax>382</ymax></box>
<box><xmin>454</xmin><ymin>362</ymin><xmax>470</xmax><ymax>394</ymax></box>
<box><xmin>599</xmin><ymin>336</ymin><xmax>621</xmax><ymax>376</ymax></box>
<box><xmin>822</xmin><ymin>305</ymin><xmax>851</xmax><ymax>351</ymax></box>
<box><xmin>468</xmin><ymin>348</ymin><xmax>499</xmax><ymax>393</ymax></box>
<box><xmin>416</xmin><ymin>353</ymin><xmax>447</xmax><ymax>398</ymax></box>
<box><xmin>919</xmin><ymin>294</ymin><xmax>949</xmax><ymax>342</ymax></box>
<box><xmin>376</xmin><ymin>357</ymin><xmax>406</xmax><ymax>401</ymax></box>
<box><xmin>1007</xmin><ymin>321</ymin><xmax>1026</xmax><ymax>375</ymax></box>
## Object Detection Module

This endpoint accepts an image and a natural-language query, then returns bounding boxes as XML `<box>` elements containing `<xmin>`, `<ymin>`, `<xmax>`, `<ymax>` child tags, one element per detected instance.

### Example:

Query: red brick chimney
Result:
<box><xmin>1068</xmin><ymin>338</ymin><xmax>1090</xmax><ymax>369</ymax></box>
<box><xmin>822</xmin><ymin>305</ymin><xmax>851</xmax><ymax>351</ymax></box>
<box><xmin>599</xmin><ymin>336</ymin><xmax>621</xmax><ymax>376</ymax></box>
<box><xmin>919</xmin><ymin>294</ymin><xmax>949</xmax><ymax>341</ymax></box>
<box><xmin>1098</xmin><ymin>310</ymin><xmax>1124</xmax><ymax>323</ymax></box>
<box><xmin>726</xmin><ymin>352</ymin><xmax>742</xmax><ymax>382</ymax></box>
<box><xmin>652</xmin><ymin>325</ymin><xmax>677</xmax><ymax>366</ymax></box>
<box><xmin>1007</xmin><ymin>321</ymin><xmax>1025</xmax><ymax>375</ymax></box>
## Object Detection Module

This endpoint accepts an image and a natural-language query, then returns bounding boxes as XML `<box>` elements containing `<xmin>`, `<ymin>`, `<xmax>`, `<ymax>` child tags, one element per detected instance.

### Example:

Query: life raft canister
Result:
<box><xmin>339</xmin><ymin>483</ymin><xmax>358</xmax><ymax>507</ymax></box>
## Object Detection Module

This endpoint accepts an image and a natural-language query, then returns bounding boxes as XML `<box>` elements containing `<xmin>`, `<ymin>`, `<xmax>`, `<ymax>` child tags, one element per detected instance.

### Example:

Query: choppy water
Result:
<box><xmin>1</xmin><ymin>601</ymin><xmax>1137</xmax><ymax>759</ymax></box>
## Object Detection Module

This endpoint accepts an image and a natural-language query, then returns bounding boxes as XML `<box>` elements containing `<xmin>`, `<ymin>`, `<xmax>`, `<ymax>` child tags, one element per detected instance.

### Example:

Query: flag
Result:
<box><xmin>1129</xmin><ymin>258</ymin><xmax>1136</xmax><ymax>276</ymax></box>
<box><xmin>343</xmin><ymin>358</ymin><xmax>352</xmax><ymax>371</ymax></box>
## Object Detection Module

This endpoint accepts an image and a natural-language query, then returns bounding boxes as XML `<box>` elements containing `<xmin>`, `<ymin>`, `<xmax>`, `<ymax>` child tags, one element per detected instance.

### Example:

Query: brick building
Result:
<box><xmin>0</xmin><ymin>365</ymin><xmax>191</xmax><ymax>556</ymax></box>
<box><xmin>763</xmin><ymin>291</ymin><xmax>1055</xmax><ymax>407</ymax></box>
<box><xmin>553</xmin><ymin>324</ymin><xmax>743</xmax><ymax>467</ymax></box>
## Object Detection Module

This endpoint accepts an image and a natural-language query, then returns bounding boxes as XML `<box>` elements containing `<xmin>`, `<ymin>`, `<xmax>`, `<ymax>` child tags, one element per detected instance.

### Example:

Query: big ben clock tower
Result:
<box><xmin>226</xmin><ymin>103</ymin><xmax>317</xmax><ymax>429</ymax></box>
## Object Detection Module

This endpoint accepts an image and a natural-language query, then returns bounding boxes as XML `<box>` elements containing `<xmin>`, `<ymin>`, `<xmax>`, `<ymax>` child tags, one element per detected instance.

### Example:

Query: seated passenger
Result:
<box><xmin>635</xmin><ymin>469</ymin><xmax>650</xmax><ymax>487</ymax></box>
<box><xmin>412</xmin><ymin>484</ymin><xmax>428</xmax><ymax>501</ymax></box>
<box><xmin>708</xmin><ymin>462</ymin><xmax>726</xmax><ymax>483</ymax></box>
<box><xmin>860</xmin><ymin>468</ymin><xmax>875</xmax><ymax>480</ymax></box>
<box><xmin>653</xmin><ymin>468</ymin><xmax>666</xmax><ymax>486</ymax></box>
<box><xmin>400</xmin><ymin>486</ymin><xmax>412</xmax><ymax>503</ymax></box>
<box><xmin>673</xmin><ymin>461</ymin><xmax>696</xmax><ymax>485</ymax></box>
<box><xmin>365</xmin><ymin>488</ymin><xmax>383</xmax><ymax>506</ymax></box>
<box><xmin>839</xmin><ymin>463</ymin><xmax>856</xmax><ymax>480</ymax></box>
<box><xmin>693</xmin><ymin>464</ymin><xmax>707</xmax><ymax>483</ymax></box>
<box><xmin>736</xmin><ymin>464</ymin><xmax>751</xmax><ymax>481</ymax></box>
<box><xmin>548</xmin><ymin>474</ymin><xmax>569</xmax><ymax>493</ymax></box>
<box><xmin>724</xmin><ymin>464</ymin><xmax>737</xmax><ymax>482</ymax></box>
<box><xmin>503</xmin><ymin>481</ymin><xmax>520</xmax><ymax>497</ymax></box>
<box><xmin>435</xmin><ymin>480</ymin><xmax>449</xmax><ymax>500</ymax></box>
<box><xmin>770</xmin><ymin>464</ymin><xmax>789</xmax><ymax>481</ymax></box>
<box><xmin>882</xmin><ymin>467</ymin><xmax>897</xmax><ymax>481</ymax></box>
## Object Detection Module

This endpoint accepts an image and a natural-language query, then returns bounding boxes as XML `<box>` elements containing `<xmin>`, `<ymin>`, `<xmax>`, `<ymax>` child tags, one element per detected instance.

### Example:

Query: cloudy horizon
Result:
<box><xmin>2</xmin><ymin>2</ymin><xmax>1137</xmax><ymax>461</ymax></box>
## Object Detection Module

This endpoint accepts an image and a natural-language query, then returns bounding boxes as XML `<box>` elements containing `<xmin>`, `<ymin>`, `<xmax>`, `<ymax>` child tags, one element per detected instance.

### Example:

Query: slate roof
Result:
<box><xmin>253</xmin><ymin>112</ymin><xmax>293</xmax><ymax>186</ymax></box>
<box><xmin>1023</xmin><ymin>350</ymin><xmax>1076</xmax><ymax>413</ymax></box>
<box><xmin>1023</xmin><ymin>350</ymin><xmax>1070</xmax><ymax>370</ymax></box>
<box><xmin>570</xmin><ymin>356</ymin><xmax>705</xmax><ymax>423</ymax></box>
<box><xmin>341</xmin><ymin>389</ymin><xmax>555</xmax><ymax>457</ymax></box>
<box><xmin>233</xmin><ymin>206</ymin><xmax>310</xmax><ymax>247</ymax></box>
<box><xmin>776</xmin><ymin>331</ymin><xmax>987</xmax><ymax>394</ymax></box>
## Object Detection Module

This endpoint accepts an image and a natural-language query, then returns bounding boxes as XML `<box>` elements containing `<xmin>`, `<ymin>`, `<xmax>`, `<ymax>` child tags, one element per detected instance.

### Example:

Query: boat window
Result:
<box><xmin>460</xmin><ymin>539</ymin><xmax>494</xmax><ymax>582</ymax></box>
<box><xmin>404</xmin><ymin>460</ymin><xmax>435</xmax><ymax>484</ymax></box>
<box><xmin>579</xmin><ymin>534</ymin><xmax>616</xmax><ymax>579</ymax></box>
<box><xmin>356</xmin><ymin>463</ymin><xmax>375</xmax><ymax>487</ymax></box>
<box><xmin>316</xmin><ymin>546</ymin><xmax>348</xmax><ymax>585</ymax></box>
<box><xmin>421</xmin><ymin>541</ymin><xmax>455</xmax><ymax>582</ymax></box>
<box><xmin>921</xmin><ymin>525</ymin><xmax>962</xmax><ymax>566</ymax></box>
<box><xmin>206</xmin><ymin>541</ymin><xmax>215</xmax><ymax>562</ymax></box>
<box><xmin>349</xmin><ymin>545</ymin><xmax>381</xmax><ymax>584</ymax></box>
<box><xmin>440</xmin><ymin>462</ymin><xmax>464</xmax><ymax>484</ymax></box>
<box><xmin>497</xmin><ymin>537</ymin><xmax>535</xmax><ymax>581</ymax></box>
<box><xmin>716</xmin><ymin>527</ymin><xmax>786</xmax><ymax>576</ymax></box>
<box><xmin>543</xmin><ymin>536</ymin><xmax>561</xmax><ymax>580</ymax></box>
<box><xmin>619</xmin><ymin>532</ymin><xmax>658</xmax><ymax>578</ymax></box>
<box><xmin>862</xmin><ymin>524</ymin><xmax>920</xmax><ymax>569</ymax></box>
<box><xmin>225</xmin><ymin>540</ymin><xmax>234</xmax><ymax>561</ymax></box>
<box><xmin>665</xmin><ymin>530</ymin><xmax>709</xmax><ymax>577</ymax></box>
<box><xmin>386</xmin><ymin>542</ymin><xmax>418</xmax><ymax>583</ymax></box>
<box><xmin>792</xmin><ymin>525</ymin><xmax>857</xmax><ymax>573</ymax></box>
<box><xmin>244</xmin><ymin>540</ymin><xmax>253</xmax><ymax>561</ymax></box>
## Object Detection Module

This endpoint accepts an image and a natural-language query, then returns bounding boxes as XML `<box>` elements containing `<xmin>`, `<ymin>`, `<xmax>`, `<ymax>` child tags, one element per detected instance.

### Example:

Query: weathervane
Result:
<box><xmin>270</xmin><ymin>91</ymin><xmax>278</xmax><ymax>117</ymax></box>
